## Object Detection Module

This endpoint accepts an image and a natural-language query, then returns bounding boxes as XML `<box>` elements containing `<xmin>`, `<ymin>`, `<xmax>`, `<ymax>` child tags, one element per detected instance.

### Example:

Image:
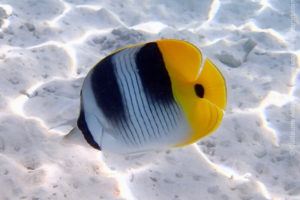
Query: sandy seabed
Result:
<box><xmin>0</xmin><ymin>0</ymin><xmax>300</xmax><ymax>200</ymax></box>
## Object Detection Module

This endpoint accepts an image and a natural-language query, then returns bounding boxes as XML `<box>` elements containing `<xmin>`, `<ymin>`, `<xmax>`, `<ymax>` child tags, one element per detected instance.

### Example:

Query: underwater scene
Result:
<box><xmin>0</xmin><ymin>0</ymin><xmax>299</xmax><ymax>199</ymax></box>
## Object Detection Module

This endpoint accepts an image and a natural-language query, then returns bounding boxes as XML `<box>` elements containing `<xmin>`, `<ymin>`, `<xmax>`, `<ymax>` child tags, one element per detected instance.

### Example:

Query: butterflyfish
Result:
<box><xmin>71</xmin><ymin>39</ymin><xmax>227</xmax><ymax>154</ymax></box>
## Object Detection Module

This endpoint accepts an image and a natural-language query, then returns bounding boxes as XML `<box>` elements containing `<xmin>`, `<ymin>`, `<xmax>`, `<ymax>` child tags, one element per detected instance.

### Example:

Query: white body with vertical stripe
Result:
<box><xmin>80</xmin><ymin>46</ymin><xmax>191</xmax><ymax>153</ymax></box>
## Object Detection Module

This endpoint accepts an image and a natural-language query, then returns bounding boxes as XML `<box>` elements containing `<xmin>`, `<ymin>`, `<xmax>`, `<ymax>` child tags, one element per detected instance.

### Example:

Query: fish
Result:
<box><xmin>68</xmin><ymin>39</ymin><xmax>227</xmax><ymax>154</ymax></box>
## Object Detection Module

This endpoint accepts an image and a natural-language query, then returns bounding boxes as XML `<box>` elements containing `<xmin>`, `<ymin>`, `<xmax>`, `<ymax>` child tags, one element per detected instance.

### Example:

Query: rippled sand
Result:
<box><xmin>0</xmin><ymin>0</ymin><xmax>299</xmax><ymax>200</ymax></box>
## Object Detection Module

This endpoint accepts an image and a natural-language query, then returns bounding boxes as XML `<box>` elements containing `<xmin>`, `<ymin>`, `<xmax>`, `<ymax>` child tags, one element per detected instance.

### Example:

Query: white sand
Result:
<box><xmin>0</xmin><ymin>0</ymin><xmax>299</xmax><ymax>199</ymax></box>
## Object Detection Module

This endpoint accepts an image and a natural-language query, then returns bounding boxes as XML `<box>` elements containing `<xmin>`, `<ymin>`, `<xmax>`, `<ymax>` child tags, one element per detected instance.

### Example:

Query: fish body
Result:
<box><xmin>76</xmin><ymin>39</ymin><xmax>226</xmax><ymax>154</ymax></box>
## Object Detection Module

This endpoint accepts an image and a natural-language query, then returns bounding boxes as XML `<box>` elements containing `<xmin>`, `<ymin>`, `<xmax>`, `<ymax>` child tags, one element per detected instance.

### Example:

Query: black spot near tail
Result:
<box><xmin>77</xmin><ymin>102</ymin><xmax>101</xmax><ymax>150</ymax></box>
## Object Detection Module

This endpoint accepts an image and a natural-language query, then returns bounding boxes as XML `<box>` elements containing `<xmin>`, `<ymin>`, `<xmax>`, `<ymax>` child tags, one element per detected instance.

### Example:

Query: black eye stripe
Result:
<box><xmin>194</xmin><ymin>84</ymin><xmax>204</xmax><ymax>98</ymax></box>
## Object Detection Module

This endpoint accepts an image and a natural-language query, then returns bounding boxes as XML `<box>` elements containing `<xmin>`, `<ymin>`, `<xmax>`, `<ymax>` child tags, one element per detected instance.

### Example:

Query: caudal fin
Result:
<box><xmin>63</xmin><ymin>127</ymin><xmax>88</xmax><ymax>147</ymax></box>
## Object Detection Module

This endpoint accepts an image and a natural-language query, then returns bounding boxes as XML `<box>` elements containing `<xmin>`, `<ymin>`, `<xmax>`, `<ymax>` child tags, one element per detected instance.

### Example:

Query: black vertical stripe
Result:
<box><xmin>136</xmin><ymin>42</ymin><xmax>175</xmax><ymax>104</ymax></box>
<box><xmin>90</xmin><ymin>55</ymin><xmax>126</xmax><ymax>125</ymax></box>
<box><xmin>136</xmin><ymin>42</ymin><xmax>178</xmax><ymax>134</ymax></box>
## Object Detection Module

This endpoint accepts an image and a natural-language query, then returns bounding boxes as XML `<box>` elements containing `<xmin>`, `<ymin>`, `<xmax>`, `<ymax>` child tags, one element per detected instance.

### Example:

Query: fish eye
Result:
<box><xmin>194</xmin><ymin>84</ymin><xmax>204</xmax><ymax>98</ymax></box>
